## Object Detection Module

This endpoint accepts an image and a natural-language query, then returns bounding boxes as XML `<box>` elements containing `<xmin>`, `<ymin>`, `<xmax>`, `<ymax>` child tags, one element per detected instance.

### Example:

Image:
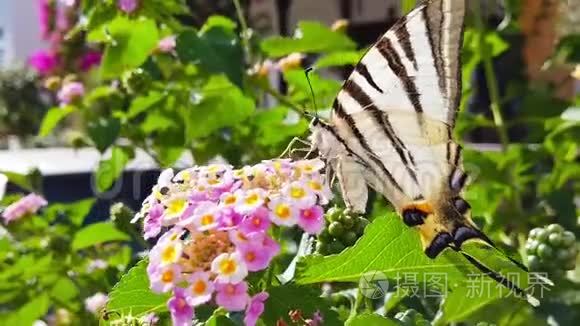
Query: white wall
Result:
<box><xmin>0</xmin><ymin>1</ymin><xmax>46</xmax><ymax>67</ymax></box>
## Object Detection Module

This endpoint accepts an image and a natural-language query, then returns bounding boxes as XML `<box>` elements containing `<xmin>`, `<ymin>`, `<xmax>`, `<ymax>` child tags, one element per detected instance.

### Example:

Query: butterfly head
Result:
<box><xmin>401</xmin><ymin>196</ymin><xmax>491</xmax><ymax>258</ymax></box>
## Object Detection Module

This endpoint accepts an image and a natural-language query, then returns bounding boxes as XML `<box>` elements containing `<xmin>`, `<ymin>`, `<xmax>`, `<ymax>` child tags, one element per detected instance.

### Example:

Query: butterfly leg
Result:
<box><xmin>278</xmin><ymin>137</ymin><xmax>311</xmax><ymax>158</ymax></box>
<box><xmin>335</xmin><ymin>157</ymin><xmax>368</xmax><ymax>214</ymax></box>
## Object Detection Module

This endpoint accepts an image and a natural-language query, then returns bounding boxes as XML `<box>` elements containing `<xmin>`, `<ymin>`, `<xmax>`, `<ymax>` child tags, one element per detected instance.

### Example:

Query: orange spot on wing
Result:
<box><xmin>402</xmin><ymin>202</ymin><xmax>434</xmax><ymax>215</ymax></box>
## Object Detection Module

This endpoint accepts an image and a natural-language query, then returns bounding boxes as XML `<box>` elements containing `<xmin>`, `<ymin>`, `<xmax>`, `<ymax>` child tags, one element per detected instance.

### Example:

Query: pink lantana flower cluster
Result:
<box><xmin>135</xmin><ymin>159</ymin><xmax>332</xmax><ymax>325</ymax></box>
<box><xmin>2</xmin><ymin>193</ymin><xmax>48</xmax><ymax>224</ymax></box>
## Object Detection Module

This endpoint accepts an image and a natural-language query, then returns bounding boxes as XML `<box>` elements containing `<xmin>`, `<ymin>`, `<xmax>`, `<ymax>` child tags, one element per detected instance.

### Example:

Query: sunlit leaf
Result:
<box><xmin>38</xmin><ymin>106</ymin><xmax>75</xmax><ymax>137</ymax></box>
<box><xmin>1</xmin><ymin>293</ymin><xmax>50</xmax><ymax>325</ymax></box>
<box><xmin>94</xmin><ymin>146</ymin><xmax>133</xmax><ymax>193</ymax></box>
<box><xmin>71</xmin><ymin>222</ymin><xmax>130</xmax><ymax>251</ymax></box>
<box><xmin>176</xmin><ymin>26</ymin><xmax>244</xmax><ymax>87</ymax></box>
<box><xmin>100</xmin><ymin>17</ymin><xmax>159</xmax><ymax>78</ymax></box>
<box><xmin>185</xmin><ymin>75</ymin><xmax>255</xmax><ymax>140</ymax></box>
<box><xmin>315</xmin><ymin>50</ymin><xmax>364</xmax><ymax>68</ymax></box>
<box><xmin>44</xmin><ymin>198</ymin><xmax>96</xmax><ymax>226</ymax></box>
<box><xmin>346</xmin><ymin>313</ymin><xmax>399</xmax><ymax>326</ymax></box>
<box><xmin>107</xmin><ymin>259</ymin><xmax>170</xmax><ymax>318</ymax></box>
<box><xmin>87</xmin><ymin>117</ymin><xmax>121</xmax><ymax>153</ymax></box>
<box><xmin>261</xmin><ymin>21</ymin><xmax>357</xmax><ymax>57</ymax></box>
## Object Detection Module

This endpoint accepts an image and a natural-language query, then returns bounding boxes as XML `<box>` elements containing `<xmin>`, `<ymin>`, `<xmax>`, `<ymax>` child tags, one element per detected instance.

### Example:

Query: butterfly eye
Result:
<box><xmin>453</xmin><ymin>197</ymin><xmax>470</xmax><ymax>214</ymax></box>
<box><xmin>402</xmin><ymin>208</ymin><xmax>427</xmax><ymax>226</ymax></box>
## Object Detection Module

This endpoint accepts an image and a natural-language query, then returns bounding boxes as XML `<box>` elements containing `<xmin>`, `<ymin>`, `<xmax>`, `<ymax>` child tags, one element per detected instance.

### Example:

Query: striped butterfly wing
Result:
<box><xmin>319</xmin><ymin>2</ymin><xmax>548</xmax><ymax>303</ymax></box>
<box><xmin>329</xmin><ymin>0</ymin><xmax>466</xmax><ymax>206</ymax></box>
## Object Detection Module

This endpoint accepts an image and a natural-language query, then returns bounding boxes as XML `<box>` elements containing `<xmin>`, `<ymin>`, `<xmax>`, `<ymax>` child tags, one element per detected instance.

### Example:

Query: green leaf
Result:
<box><xmin>261</xmin><ymin>21</ymin><xmax>357</xmax><ymax>57</ymax></box>
<box><xmin>296</xmin><ymin>215</ymin><xmax>534</xmax><ymax>307</ymax></box>
<box><xmin>176</xmin><ymin>27</ymin><xmax>244</xmax><ymax>87</ymax></box>
<box><xmin>127</xmin><ymin>91</ymin><xmax>165</xmax><ymax>119</ymax></box>
<box><xmin>262</xmin><ymin>285</ymin><xmax>341</xmax><ymax>325</ymax></box>
<box><xmin>555</xmin><ymin>34</ymin><xmax>580</xmax><ymax>62</ymax></box>
<box><xmin>2</xmin><ymin>294</ymin><xmax>50</xmax><ymax>326</ymax></box>
<box><xmin>185</xmin><ymin>75</ymin><xmax>255</xmax><ymax>140</ymax></box>
<box><xmin>100</xmin><ymin>17</ymin><xmax>159</xmax><ymax>79</ymax></box>
<box><xmin>253</xmin><ymin>107</ymin><xmax>308</xmax><ymax>146</ymax></box>
<box><xmin>44</xmin><ymin>198</ymin><xmax>96</xmax><ymax>226</ymax></box>
<box><xmin>94</xmin><ymin>146</ymin><xmax>133</xmax><ymax>193</ymax></box>
<box><xmin>50</xmin><ymin>277</ymin><xmax>79</xmax><ymax>303</ymax></box>
<box><xmin>284</xmin><ymin>69</ymin><xmax>342</xmax><ymax>107</ymax></box>
<box><xmin>152</xmin><ymin>127</ymin><xmax>186</xmax><ymax>168</ymax></box>
<box><xmin>201</xmin><ymin>15</ymin><xmax>237</xmax><ymax>33</ymax></box>
<box><xmin>141</xmin><ymin>111</ymin><xmax>175</xmax><ymax>133</ymax></box>
<box><xmin>346</xmin><ymin>313</ymin><xmax>400</xmax><ymax>326</ymax></box>
<box><xmin>107</xmin><ymin>259</ymin><xmax>170</xmax><ymax>318</ymax></box>
<box><xmin>315</xmin><ymin>50</ymin><xmax>364</xmax><ymax>68</ymax></box>
<box><xmin>206</xmin><ymin>314</ymin><xmax>238</xmax><ymax>326</ymax></box>
<box><xmin>438</xmin><ymin>243</ymin><xmax>535</xmax><ymax>323</ymax></box>
<box><xmin>71</xmin><ymin>222</ymin><xmax>130</xmax><ymax>251</ymax></box>
<box><xmin>85</xmin><ymin>3</ymin><xmax>117</xmax><ymax>43</ymax></box>
<box><xmin>38</xmin><ymin>106</ymin><xmax>74</xmax><ymax>137</ymax></box>
<box><xmin>0</xmin><ymin>170</ymin><xmax>41</xmax><ymax>193</ymax></box>
<box><xmin>87</xmin><ymin>117</ymin><xmax>121</xmax><ymax>153</ymax></box>
<box><xmin>296</xmin><ymin>214</ymin><xmax>465</xmax><ymax>284</ymax></box>
<box><xmin>108</xmin><ymin>246</ymin><xmax>133</xmax><ymax>271</ymax></box>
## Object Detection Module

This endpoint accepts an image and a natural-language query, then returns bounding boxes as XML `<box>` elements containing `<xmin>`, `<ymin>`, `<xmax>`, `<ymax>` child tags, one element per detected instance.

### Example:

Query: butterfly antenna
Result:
<box><xmin>455</xmin><ymin>247</ymin><xmax>541</xmax><ymax>307</ymax></box>
<box><xmin>305</xmin><ymin>67</ymin><xmax>318</xmax><ymax>118</ymax></box>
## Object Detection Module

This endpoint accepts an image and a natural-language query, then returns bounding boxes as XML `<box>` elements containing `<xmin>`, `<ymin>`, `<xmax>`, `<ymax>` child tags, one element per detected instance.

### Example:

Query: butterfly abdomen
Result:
<box><xmin>401</xmin><ymin>199</ymin><xmax>493</xmax><ymax>258</ymax></box>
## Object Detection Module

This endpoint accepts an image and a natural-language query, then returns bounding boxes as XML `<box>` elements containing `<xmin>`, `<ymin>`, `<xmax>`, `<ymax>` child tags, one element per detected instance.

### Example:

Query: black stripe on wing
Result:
<box><xmin>423</xmin><ymin>2</ymin><xmax>446</xmax><ymax>98</ymax></box>
<box><xmin>375</xmin><ymin>37</ymin><xmax>423</xmax><ymax>114</ymax></box>
<box><xmin>393</xmin><ymin>15</ymin><xmax>418</xmax><ymax>71</ymax></box>
<box><xmin>333</xmin><ymin>100</ymin><xmax>404</xmax><ymax>193</ymax></box>
<box><xmin>355</xmin><ymin>63</ymin><xmax>383</xmax><ymax>94</ymax></box>
<box><xmin>342</xmin><ymin>79</ymin><xmax>420</xmax><ymax>186</ymax></box>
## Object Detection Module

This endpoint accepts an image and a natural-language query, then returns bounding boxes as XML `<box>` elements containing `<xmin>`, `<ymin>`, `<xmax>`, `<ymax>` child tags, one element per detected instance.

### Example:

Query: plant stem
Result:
<box><xmin>474</xmin><ymin>5</ymin><xmax>510</xmax><ymax>151</ymax></box>
<box><xmin>264</xmin><ymin>227</ymin><xmax>281</xmax><ymax>289</ymax></box>
<box><xmin>351</xmin><ymin>288</ymin><xmax>363</xmax><ymax>319</ymax></box>
<box><xmin>250</xmin><ymin>79</ymin><xmax>308</xmax><ymax>118</ymax></box>
<box><xmin>232</xmin><ymin>0</ymin><xmax>252</xmax><ymax>61</ymax></box>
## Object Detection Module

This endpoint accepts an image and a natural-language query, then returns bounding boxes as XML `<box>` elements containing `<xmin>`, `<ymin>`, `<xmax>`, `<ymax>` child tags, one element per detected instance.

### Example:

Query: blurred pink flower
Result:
<box><xmin>215</xmin><ymin>282</ymin><xmax>249</xmax><ymax>311</ymax></box>
<box><xmin>2</xmin><ymin>193</ymin><xmax>48</xmax><ymax>223</ymax></box>
<box><xmin>79</xmin><ymin>50</ymin><xmax>102</xmax><ymax>71</ymax></box>
<box><xmin>58</xmin><ymin>0</ymin><xmax>76</xmax><ymax>7</ymax></box>
<box><xmin>57</xmin><ymin>81</ymin><xmax>85</xmax><ymax>105</ymax></box>
<box><xmin>168</xmin><ymin>288</ymin><xmax>194</xmax><ymax>326</ymax></box>
<box><xmin>56</xmin><ymin>4</ymin><xmax>71</xmax><ymax>31</ymax></box>
<box><xmin>157</xmin><ymin>35</ymin><xmax>176</xmax><ymax>53</ymax></box>
<box><xmin>84</xmin><ymin>293</ymin><xmax>108</xmax><ymax>314</ymax></box>
<box><xmin>38</xmin><ymin>0</ymin><xmax>52</xmax><ymax>40</ymax></box>
<box><xmin>28</xmin><ymin>50</ymin><xmax>59</xmax><ymax>75</ymax></box>
<box><xmin>308</xmin><ymin>310</ymin><xmax>324</xmax><ymax>326</ymax></box>
<box><xmin>118</xmin><ymin>0</ymin><xmax>139</xmax><ymax>13</ymax></box>
<box><xmin>244</xmin><ymin>292</ymin><xmax>269</xmax><ymax>326</ymax></box>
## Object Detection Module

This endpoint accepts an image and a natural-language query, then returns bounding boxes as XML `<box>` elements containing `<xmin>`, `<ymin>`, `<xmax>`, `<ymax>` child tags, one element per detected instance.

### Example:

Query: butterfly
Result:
<box><xmin>306</xmin><ymin>0</ymin><xmax>545</xmax><ymax>305</ymax></box>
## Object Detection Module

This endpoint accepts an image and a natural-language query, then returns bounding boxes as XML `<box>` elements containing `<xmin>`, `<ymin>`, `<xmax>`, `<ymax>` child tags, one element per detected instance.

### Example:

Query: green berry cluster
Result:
<box><xmin>526</xmin><ymin>223</ymin><xmax>577</xmax><ymax>273</ymax></box>
<box><xmin>394</xmin><ymin>309</ymin><xmax>431</xmax><ymax>326</ymax></box>
<box><xmin>121</xmin><ymin>68</ymin><xmax>152</xmax><ymax>94</ymax></box>
<box><xmin>316</xmin><ymin>207</ymin><xmax>369</xmax><ymax>255</ymax></box>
